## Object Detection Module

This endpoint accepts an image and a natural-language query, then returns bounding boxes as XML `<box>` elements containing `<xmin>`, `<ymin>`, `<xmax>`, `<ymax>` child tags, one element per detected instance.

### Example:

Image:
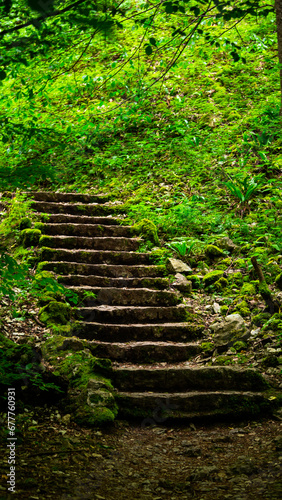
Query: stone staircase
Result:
<box><xmin>32</xmin><ymin>191</ymin><xmax>274</xmax><ymax>421</ymax></box>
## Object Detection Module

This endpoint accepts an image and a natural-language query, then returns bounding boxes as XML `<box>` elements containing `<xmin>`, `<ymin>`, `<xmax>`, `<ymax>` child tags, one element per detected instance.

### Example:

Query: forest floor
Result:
<box><xmin>1</xmin><ymin>407</ymin><xmax>282</xmax><ymax>500</ymax></box>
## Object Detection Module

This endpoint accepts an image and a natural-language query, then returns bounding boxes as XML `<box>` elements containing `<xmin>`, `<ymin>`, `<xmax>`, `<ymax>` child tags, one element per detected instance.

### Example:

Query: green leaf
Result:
<box><xmin>145</xmin><ymin>45</ymin><xmax>153</xmax><ymax>56</ymax></box>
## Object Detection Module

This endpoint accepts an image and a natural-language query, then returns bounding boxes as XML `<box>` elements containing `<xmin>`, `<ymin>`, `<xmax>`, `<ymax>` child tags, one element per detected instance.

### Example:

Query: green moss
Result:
<box><xmin>203</xmin><ymin>270</ymin><xmax>224</xmax><ymax>287</ymax></box>
<box><xmin>200</xmin><ymin>342</ymin><xmax>215</xmax><ymax>353</ymax></box>
<box><xmin>228</xmin><ymin>271</ymin><xmax>243</xmax><ymax>285</ymax></box>
<box><xmin>252</xmin><ymin>312</ymin><xmax>271</xmax><ymax>327</ymax></box>
<box><xmin>233</xmin><ymin>341</ymin><xmax>247</xmax><ymax>352</ymax></box>
<box><xmin>240</xmin><ymin>282</ymin><xmax>256</xmax><ymax>296</ymax></box>
<box><xmin>189</xmin><ymin>275</ymin><xmax>202</xmax><ymax>289</ymax></box>
<box><xmin>235</xmin><ymin>259</ymin><xmax>246</xmax><ymax>269</ymax></box>
<box><xmin>20</xmin><ymin>228</ymin><xmax>41</xmax><ymax>247</ymax></box>
<box><xmin>38</xmin><ymin>300</ymin><xmax>71</xmax><ymax>325</ymax></box>
<box><xmin>214</xmin><ymin>277</ymin><xmax>228</xmax><ymax>291</ymax></box>
<box><xmin>235</xmin><ymin>300</ymin><xmax>250</xmax><ymax>317</ymax></box>
<box><xmin>34</xmin><ymin>222</ymin><xmax>45</xmax><ymax>230</ymax></box>
<box><xmin>205</xmin><ymin>245</ymin><xmax>225</xmax><ymax>259</ymax></box>
<box><xmin>132</xmin><ymin>218</ymin><xmax>159</xmax><ymax>245</ymax></box>
<box><xmin>259</xmin><ymin>281</ymin><xmax>272</xmax><ymax>299</ymax></box>
<box><xmin>261</xmin><ymin>313</ymin><xmax>282</xmax><ymax>333</ymax></box>
<box><xmin>220</xmin><ymin>305</ymin><xmax>228</xmax><ymax>315</ymax></box>
<box><xmin>39</xmin><ymin>235</ymin><xmax>54</xmax><ymax>247</ymax></box>
<box><xmin>214</xmin><ymin>355</ymin><xmax>232</xmax><ymax>366</ymax></box>
<box><xmin>19</xmin><ymin>217</ymin><xmax>32</xmax><ymax>230</ymax></box>
<box><xmin>275</xmin><ymin>273</ymin><xmax>282</xmax><ymax>290</ymax></box>
<box><xmin>216</xmin><ymin>257</ymin><xmax>232</xmax><ymax>270</ymax></box>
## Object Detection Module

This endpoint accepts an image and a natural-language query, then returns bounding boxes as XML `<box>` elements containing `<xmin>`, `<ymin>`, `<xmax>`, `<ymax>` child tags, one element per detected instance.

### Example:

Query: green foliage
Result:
<box><xmin>223</xmin><ymin>175</ymin><xmax>265</xmax><ymax>215</ymax></box>
<box><xmin>0</xmin><ymin>333</ymin><xmax>61</xmax><ymax>393</ymax></box>
<box><xmin>166</xmin><ymin>239</ymin><xmax>196</xmax><ymax>258</ymax></box>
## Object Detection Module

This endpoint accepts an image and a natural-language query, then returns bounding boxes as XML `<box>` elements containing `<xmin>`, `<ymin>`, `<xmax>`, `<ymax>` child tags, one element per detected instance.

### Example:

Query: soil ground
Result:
<box><xmin>1</xmin><ymin>408</ymin><xmax>282</xmax><ymax>500</ymax></box>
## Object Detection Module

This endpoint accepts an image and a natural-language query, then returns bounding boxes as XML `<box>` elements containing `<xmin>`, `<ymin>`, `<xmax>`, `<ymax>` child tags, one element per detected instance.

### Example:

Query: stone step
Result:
<box><xmin>113</xmin><ymin>366</ymin><xmax>268</xmax><ymax>392</ymax></box>
<box><xmin>39</xmin><ymin>262</ymin><xmax>167</xmax><ymax>277</ymax></box>
<box><xmin>76</xmin><ymin>305</ymin><xmax>192</xmax><ymax>324</ymax></box>
<box><xmin>58</xmin><ymin>275</ymin><xmax>169</xmax><ymax>289</ymax></box>
<box><xmin>68</xmin><ymin>287</ymin><xmax>180</xmax><ymax>306</ymax></box>
<box><xmin>72</xmin><ymin>321</ymin><xmax>204</xmax><ymax>342</ymax></box>
<box><xmin>32</xmin><ymin>200</ymin><xmax>122</xmax><ymax>216</ymax></box>
<box><xmin>37</xmin><ymin>214</ymin><xmax>122</xmax><ymax>225</ymax></box>
<box><xmin>27</xmin><ymin>191</ymin><xmax>110</xmax><ymax>203</ymax></box>
<box><xmin>87</xmin><ymin>341</ymin><xmax>201</xmax><ymax>363</ymax></box>
<box><xmin>40</xmin><ymin>248</ymin><xmax>154</xmax><ymax>265</ymax></box>
<box><xmin>72</xmin><ymin>322</ymin><xmax>203</xmax><ymax>342</ymax></box>
<box><xmin>116</xmin><ymin>391</ymin><xmax>273</xmax><ymax>420</ymax></box>
<box><xmin>39</xmin><ymin>235</ymin><xmax>140</xmax><ymax>251</ymax></box>
<box><xmin>42</xmin><ymin>223</ymin><xmax>132</xmax><ymax>237</ymax></box>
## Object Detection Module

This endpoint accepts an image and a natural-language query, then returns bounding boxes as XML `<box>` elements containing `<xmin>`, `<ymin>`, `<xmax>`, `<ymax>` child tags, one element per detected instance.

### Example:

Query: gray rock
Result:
<box><xmin>86</xmin><ymin>378</ymin><xmax>115</xmax><ymax>408</ymax></box>
<box><xmin>167</xmin><ymin>258</ymin><xmax>192</xmax><ymax>274</ymax></box>
<box><xmin>212</xmin><ymin>302</ymin><xmax>221</xmax><ymax>314</ymax></box>
<box><xmin>216</xmin><ymin>236</ymin><xmax>237</xmax><ymax>252</ymax></box>
<box><xmin>172</xmin><ymin>273</ymin><xmax>192</xmax><ymax>293</ymax></box>
<box><xmin>210</xmin><ymin>314</ymin><xmax>249</xmax><ymax>346</ymax></box>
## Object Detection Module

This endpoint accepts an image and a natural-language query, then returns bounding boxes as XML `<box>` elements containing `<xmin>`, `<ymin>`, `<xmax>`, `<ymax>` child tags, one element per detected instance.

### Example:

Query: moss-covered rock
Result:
<box><xmin>228</xmin><ymin>271</ymin><xmax>243</xmax><ymax>285</ymax></box>
<box><xmin>200</xmin><ymin>342</ymin><xmax>215</xmax><ymax>353</ymax></box>
<box><xmin>132</xmin><ymin>219</ymin><xmax>159</xmax><ymax>245</ymax></box>
<box><xmin>20</xmin><ymin>228</ymin><xmax>41</xmax><ymax>247</ymax></box>
<box><xmin>39</xmin><ymin>235</ymin><xmax>54</xmax><ymax>247</ymax></box>
<box><xmin>261</xmin><ymin>313</ymin><xmax>282</xmax><ymax>334</ymax></box>
<box><xmin>220</xmin><ymin>305</ymin><xmax>229</xmax><ymax>315</ymax></box>
<box><xmin>214</xmin><ymin>277</ymin><xmax>228</xmax><ymax>291</ymax></box>
<box><xmin>240</xmin><ymin>282</ymin><xmax>256</xmax><ymax>296</ymax></box>
<box><xmin>38</xmin><ymin>300</ymin><xmax>71</xmax><ymax>325</ymax></box>
<box><xmin>19</xmin><ymin>217</ymin><xmax>32</xmax><ymax>230</ymax></box>
<box><xmin>275</xmin><ymin>273</ymin><xmax>282</xmax><ymax>291</ymax></box>
<box><xmin>42</xmin><ymin>337</ymin><xmax>117</xmax><ymax>426</ymax></box>
<box><xmin>234</xmin><ymin>300</ymin><xmax>251</xmax><ymax>317</ymax></box>
<box><xmin>216</xmin><ymin>257</ymin><xmax>232</xmax><ymax>270</ymax></box>
<box><xmin>252</xmin><ymin>312</ymin><xmax>272</xmax><ymax>327</ymax></box>
<box><xmin>233</xmin><ymin>341</ymin><xmax>247</xmax><ymax>352</ymax></box>
<box><xmin>203</xmin><ymin>270</ymin><xmax>224</xmax><ymax>287</ymax></box>
<box><xmin>205</xmin><ymin>245</ymin><xmax>226</xmax><ymax>259</ymax></box>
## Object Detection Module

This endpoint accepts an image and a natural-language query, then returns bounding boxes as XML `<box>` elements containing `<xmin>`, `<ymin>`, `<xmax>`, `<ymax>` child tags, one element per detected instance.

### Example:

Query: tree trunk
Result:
<box><xmin>275</xmin><ymin>0</ymin><xmax>282</xmax><ymax>115</ymax></box>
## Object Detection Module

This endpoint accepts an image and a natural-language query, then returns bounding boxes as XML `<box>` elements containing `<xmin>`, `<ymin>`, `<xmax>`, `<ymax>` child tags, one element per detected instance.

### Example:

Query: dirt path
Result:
<box><xmin>1</xmin><ymin>408</ymin><xmax>282</xmax><ymax>500</ymax></box>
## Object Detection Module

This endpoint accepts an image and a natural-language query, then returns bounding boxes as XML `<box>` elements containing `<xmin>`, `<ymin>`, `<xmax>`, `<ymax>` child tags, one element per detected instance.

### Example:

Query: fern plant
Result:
<box><xmin>224</xmin><ymin>175</ymin><xmax>265</xmax><ymax>216</ymax></box>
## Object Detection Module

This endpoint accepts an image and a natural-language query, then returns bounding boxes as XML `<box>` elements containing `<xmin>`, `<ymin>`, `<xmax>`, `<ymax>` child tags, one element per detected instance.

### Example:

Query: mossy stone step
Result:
<box><xmin>58</xmin><ymin>275</ymin><xmax>169</xmax><ymax>289</ymax></box>
<box><xmin>40</xmin><ymin>248</ymin><xmax>155</xmax><ymax>265</ymax></box>
<box><xmin>113</xmin><ymin>366</ymin><xmax>269</xmax><ymax>392</ymax></box>
<box><xmin>42</xmin><ymin>223</ymin><xmax>132</xmax><ymax>237</ymax></box>
<box><xmin>67</xmin><ymin>287</ymin><xmax>180</xmax><ymax>306</ymax></box>
<box><xmin>28</xmin><ymin>191</ymin><xmax>110</xmax><ymax>203</ymax></box>
<box><xmin>76</xmin><ymin>305</ymin><xmax>194</xmax><ymax>324</ymax></box>
<box><xmin>39</xmin><ymin>262</ymin><xmax>167</xmax><ymax>277</ymax></box>
<box><xmin>116</xmin><ymin>391</ymin><xmax>274</xmax><ymax>420</ymax></box>
<box><xmin>32</xmin><ymin>200</ymin><xmax>121</xmax><ymax>216</ymax></box>
<box><xmin>87</xmin><ymin>341</ymin><xmax>201</xmax><ymax>363</ymax></box>
<box><xmin>38</xmin><ymin>214</ymin><xmax>122</xmax><ymax>225</ymax></box>
<box><xmin>72</xmin><ymin>322</ymin><xmax>203</xmax><ymax>342</ymax></box>
<box><xmin>39</xmin><ymin>235</ymin><xmax>140</xmax><ymax>251</ymax></box>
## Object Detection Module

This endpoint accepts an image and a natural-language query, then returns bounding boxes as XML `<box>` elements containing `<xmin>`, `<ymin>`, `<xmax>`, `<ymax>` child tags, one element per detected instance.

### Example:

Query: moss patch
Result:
<box><xmin>38</xmin><ymin>300</ymin><xmax>71</xmax><ymax>325</ymax></box>
<box><xmin>132</xmin><ymin>218</ymin><xmax>159</xmax><ymax>245</ymax></box>
<box><xmin>203</xmin><ymin>270</ymin><xmax>224</xmax><ymax>287</ymax></box>
<box><xmin>20</xmin><ymin>228</ymin><xmax>41</xmax><ymax>247</ymax></box>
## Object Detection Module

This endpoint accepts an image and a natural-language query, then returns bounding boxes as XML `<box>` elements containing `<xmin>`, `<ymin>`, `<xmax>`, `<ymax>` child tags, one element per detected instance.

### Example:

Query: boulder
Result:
<box><xmin>167</xmin><ymin>258</ymin><xmax>192</xmax><ymax>274</ymax></box>
<box><xmin>172</xmin><ymin>273</ymin><xmax>192</xmax><ymax>293</ymax></box>
<box><xmin>210</xmin><ymin>313</ymin><xmax>249</xmax><ymax>347</ymax></box>
<box><xmin>216</xmin><ymin>236</ymin><xmax>237</xmax><ymax>253</ymax></box>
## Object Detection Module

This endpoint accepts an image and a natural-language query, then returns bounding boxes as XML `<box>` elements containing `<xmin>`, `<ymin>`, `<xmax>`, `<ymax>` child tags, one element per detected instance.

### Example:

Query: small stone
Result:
<box><xmin>213</xmin><ymin>302</ymin><xmax>221</xmax><ymax>314</ymax></box>
<box><xmin>167</xmin><ymin>258</ymin><xmax>192</xmax><ymax>274</ymax></box>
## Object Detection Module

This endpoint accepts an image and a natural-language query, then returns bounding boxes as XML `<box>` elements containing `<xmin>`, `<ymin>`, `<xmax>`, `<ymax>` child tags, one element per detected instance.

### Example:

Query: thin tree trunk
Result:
<box><xmin>275</xmin><ymin>0</ymin><xmax>282</xmax><ymax>115</ymax></box>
